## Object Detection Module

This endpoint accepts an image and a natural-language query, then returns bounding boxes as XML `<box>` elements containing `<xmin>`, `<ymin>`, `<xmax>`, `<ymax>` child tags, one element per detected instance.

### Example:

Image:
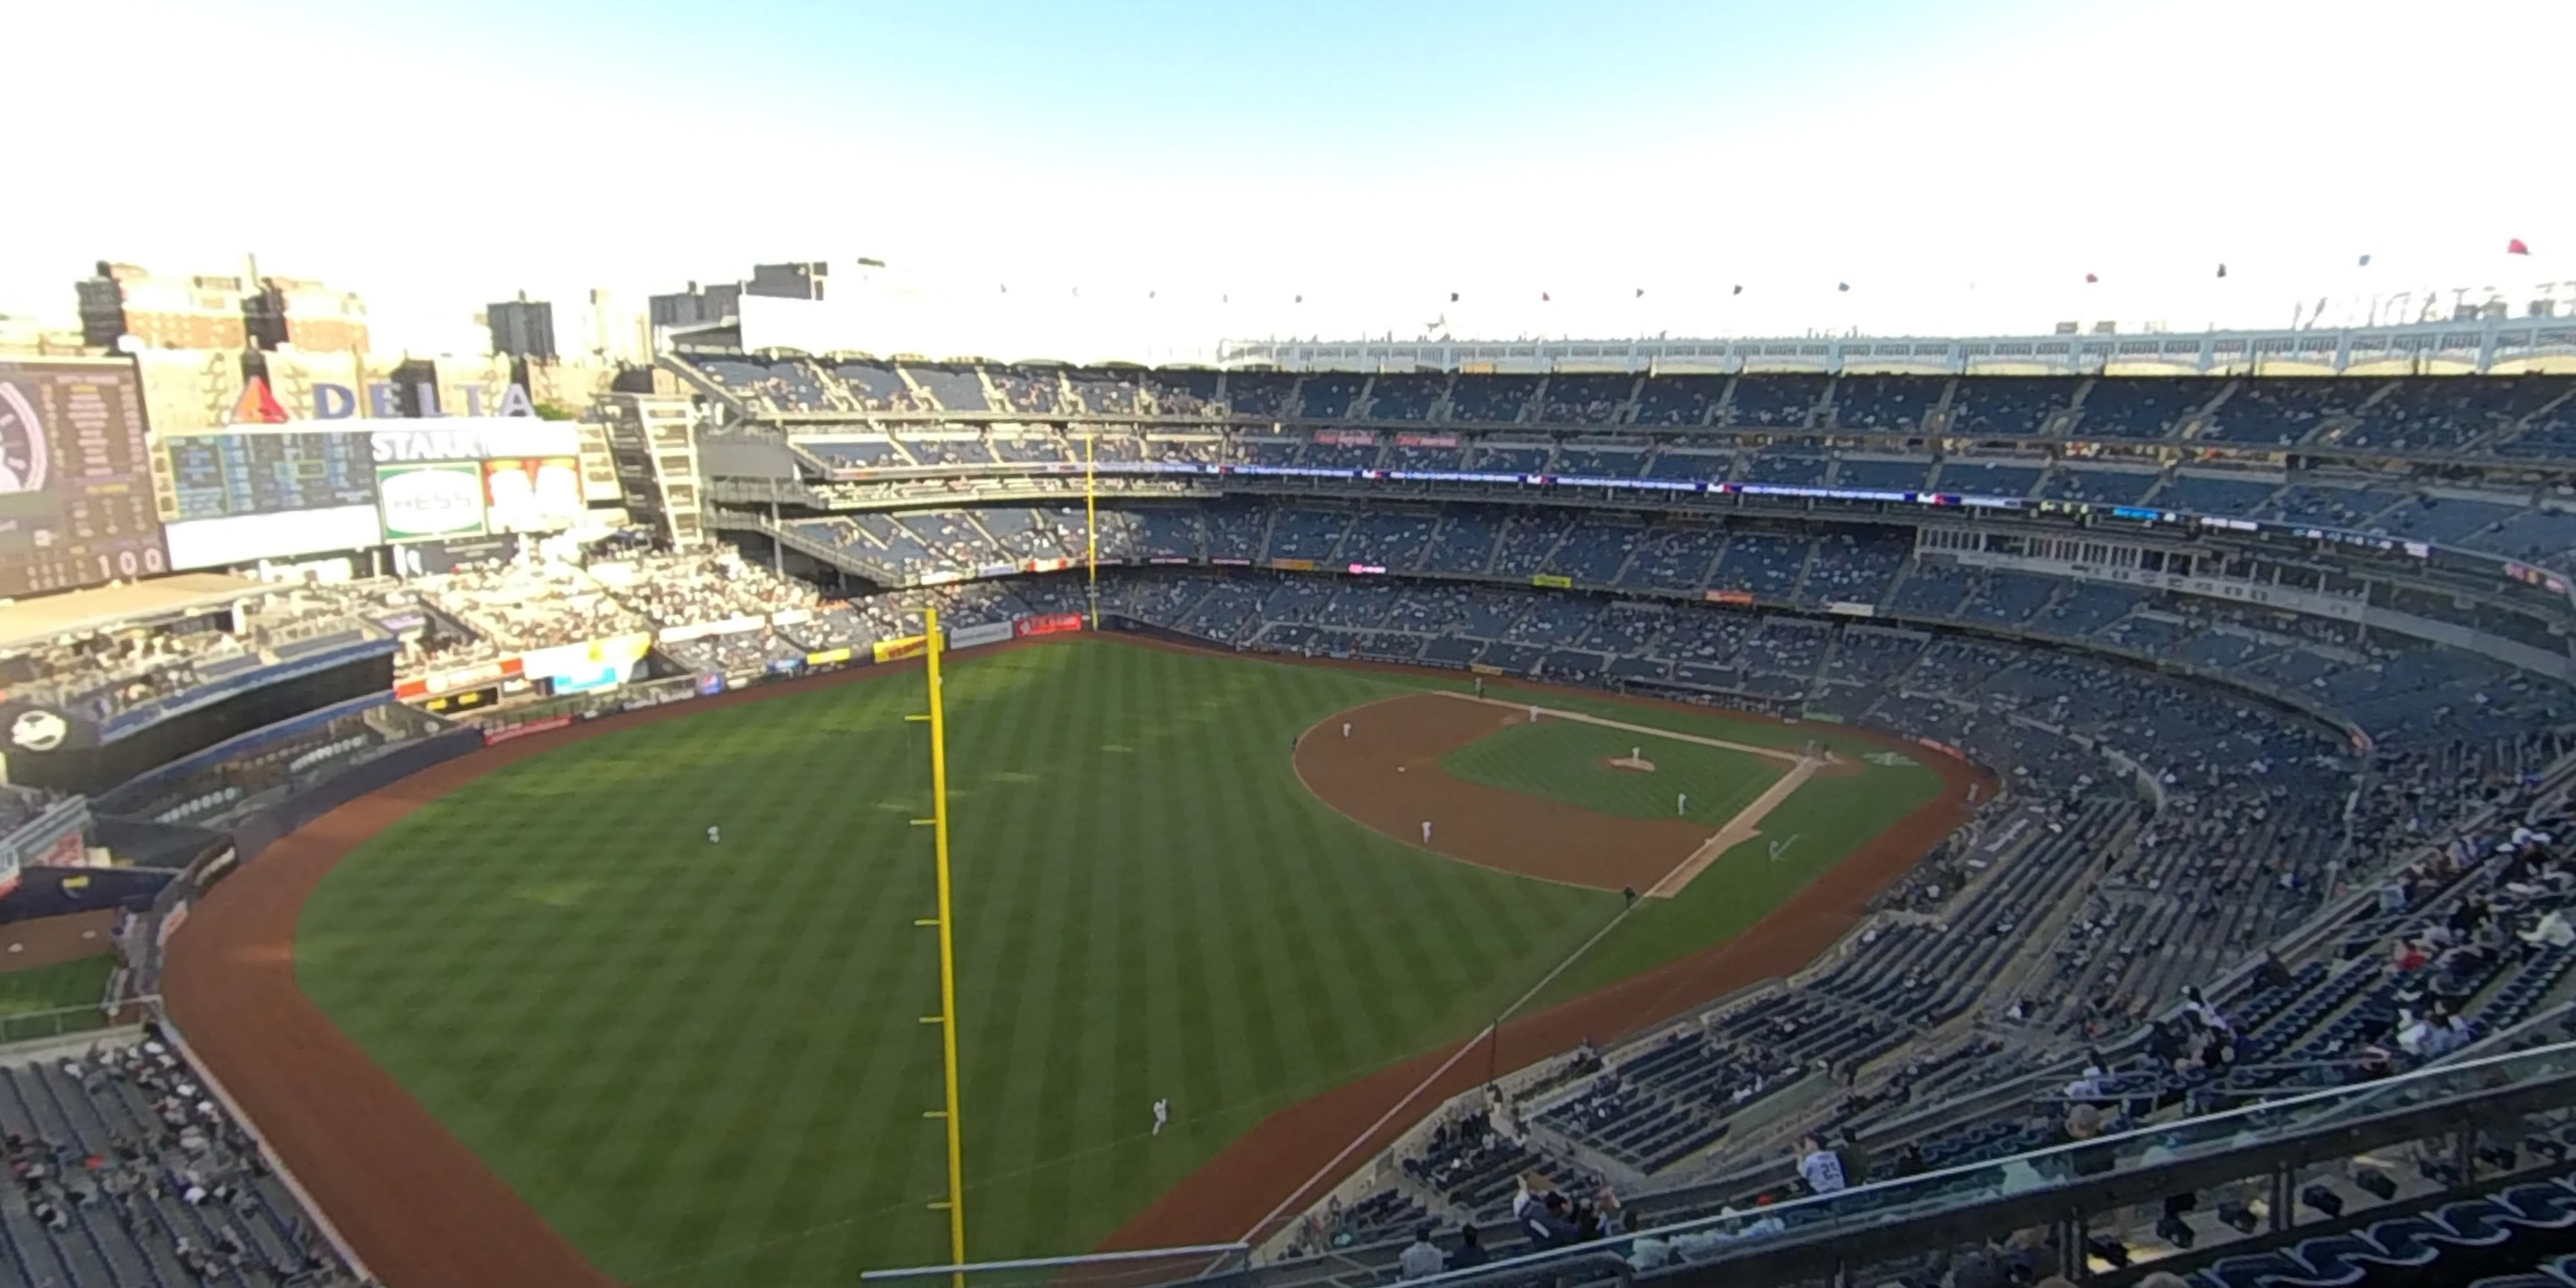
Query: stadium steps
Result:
<box><xmin>1783</xmin><ymin>539</ymin><xmax>1827</xmax><ymax>605</ymax></box>
<box><xmin>1344</xmin><ymin>373</ymin><xmax>1379</xmax><ymax>420</ymax></box>
<box><xmin>1922</xmin><ymin>376</ymin><xmax>1961</xmax><ymax>435</ymax></box>
<box><xmin>972</xmin><ymin>367</ymin><xmax>1008</xmax><ymax>413</ymax></box>
<box><xmin>2172</xmin><ymin>377</ymin><xmax>2242</xmax><ymax>440</ymax></box>
<box><xmin>1611</xmin><ymin>374</ymin><xmax>1646</xmax><ymax>425</ymax></box>
<box><xmin>1255</xmin><ymin>505</ymin><xmax>1286</xmax><ymax>562</ymax></box>
<box><xmin>2484</xmin><ymin>386</ymin><xmax>2576</xmax><ymax>455</ymax></box>
<box><xmin>1424</xmin><ymin>374</ymin><xmax>1459</xmax><ymax>423</ymax></box>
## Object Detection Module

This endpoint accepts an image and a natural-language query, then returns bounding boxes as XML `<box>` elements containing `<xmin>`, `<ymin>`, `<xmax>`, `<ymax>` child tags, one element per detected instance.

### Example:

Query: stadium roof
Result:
<box><xmin>0</xmin><ymin>572</ymin><xmax>264</xmax><ymax>652</ymax></box>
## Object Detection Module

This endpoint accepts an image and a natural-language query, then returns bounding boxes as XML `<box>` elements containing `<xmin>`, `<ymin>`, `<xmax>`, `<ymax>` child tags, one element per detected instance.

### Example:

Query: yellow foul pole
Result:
<box><xmin>912</xmin><ymin>607</ymin><xmax>967</xmax><ymax>1284</ymax></box>
<box><xmin>1083</xmin><ymin>433</ymin><xmax>1100</xmax><ymax>629</ymax></box>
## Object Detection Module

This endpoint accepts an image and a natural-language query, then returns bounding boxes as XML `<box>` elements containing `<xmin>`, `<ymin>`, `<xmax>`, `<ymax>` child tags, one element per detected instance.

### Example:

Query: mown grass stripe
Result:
<box><xmin>294</xmin><ymin>638</ymin><xmax>1918</xmax><ymax>1287</ymax></box>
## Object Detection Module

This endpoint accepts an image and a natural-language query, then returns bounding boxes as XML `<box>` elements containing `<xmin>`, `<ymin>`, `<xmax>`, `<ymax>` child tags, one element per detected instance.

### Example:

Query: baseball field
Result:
<box><xmin>163</xmin><ymin>633</ymin><xmax>1979</xmax><ymax>1288</ymax></box>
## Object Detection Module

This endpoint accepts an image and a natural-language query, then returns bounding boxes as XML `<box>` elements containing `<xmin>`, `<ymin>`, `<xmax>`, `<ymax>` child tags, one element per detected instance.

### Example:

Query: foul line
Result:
<box><xmin>1646</xmin><ymin>755</ymin><xmax>1823</xmax><ymax>899</ymax></box>
<box><xmin>1233</xmin><ymin>887</ymin><xmax>1654</xmax><ymax>1248</ymax></box>
<box><xmin>1433</xmin><ymin>691</ymin><xmax>1808</xmax><ymax>765</ymax></box>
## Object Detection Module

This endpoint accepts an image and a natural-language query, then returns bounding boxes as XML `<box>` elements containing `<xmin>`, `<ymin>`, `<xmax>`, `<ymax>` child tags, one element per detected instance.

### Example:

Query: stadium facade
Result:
<box><xmin>4</xmin><ymin>312</ymin><xmax>2576</xmax><ymax>1286</ymax></box>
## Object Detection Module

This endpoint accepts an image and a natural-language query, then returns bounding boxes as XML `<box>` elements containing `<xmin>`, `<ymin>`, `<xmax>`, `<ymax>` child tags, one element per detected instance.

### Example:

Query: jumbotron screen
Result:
<box><xmin>0</xmin><ymin>359</ymin><xmax>169</xmax><ymax>595</ymax></box>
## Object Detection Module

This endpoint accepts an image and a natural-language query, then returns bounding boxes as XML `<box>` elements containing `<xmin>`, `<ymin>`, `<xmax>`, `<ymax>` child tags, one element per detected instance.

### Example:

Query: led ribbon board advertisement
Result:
<box><xmin>376</xmin><ymin>463</ymin><xmax>487</xmax><ymax>542</ymax></box>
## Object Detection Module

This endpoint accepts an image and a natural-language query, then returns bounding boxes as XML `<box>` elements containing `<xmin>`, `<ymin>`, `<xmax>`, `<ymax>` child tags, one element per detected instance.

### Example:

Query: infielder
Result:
<box><xmin>1342</xmin><ymin>721</ymin><xmax>1352</xmax><ymax>739</ymax></box>
<box><xmin>706</xmin><ymin>824</ymin><xmax>721</xmax><ymax>844</ymax></box>
<box><xmin>1421</xmin><ymin>820</ymin><xmax>1434</xmax><ymax>844</ymax></box>
<box><xmin>1529</xmin><ymin>704</ymin><xmax>1540</xmax><ymax>723</ymax></box>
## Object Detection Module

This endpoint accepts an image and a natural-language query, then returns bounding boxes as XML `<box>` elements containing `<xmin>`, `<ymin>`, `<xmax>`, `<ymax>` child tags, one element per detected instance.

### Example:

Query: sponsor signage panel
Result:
<box><xmin>1013</xmin><ymin>613</ymin><xmax>1084</xmax><ymax>639</ymax></box>
<box><xmin>394</xmin><ymin>655</ymin><xmax>525</xmax><ymax>700</ymax></box>
<box><xmin>163</xmin><ymin>504</ymin><xmax>384</xmax><ymax>569</ymax></box>
<box><xmin>368</xmin><ymin>418</ymin><xmax>579</xmax><ymax>463</ymax></box>
<box><xmin>872</xmin><ymin>635</ymin><xmax>929</xmax><ymax>663</ymax></box>
<box><xmin>481</xmin><ymin>457</ymin><xmax>585</xmax><ymax>532</ymax></box>
<box><xmin>376</xmin><ymin>463</ymin><xmax>486</xmax><ymax>542</ymax></box>
<box><xmin>1705</xmin><ymin>589</ymin><xmax>1757</xmax><ymax>606</ymax></box>
<box><xmin>948</xmin><ymin>621</ymin><xmax>1014</xmax><ymax>648</ymax></box>
<box><xmin>517</xmin><ymin>633</ymin><xmax>651</xmax><ymax>682</ymax></box>
<box><xmin>1531</xmin><ymin>574</ymin><xmax>1573</xmax><ymax>589</ymax></box>
<box><xmin>805</xmin><ymin>647</ymin><xmax>852</xmax><ymax>667</ymax></box>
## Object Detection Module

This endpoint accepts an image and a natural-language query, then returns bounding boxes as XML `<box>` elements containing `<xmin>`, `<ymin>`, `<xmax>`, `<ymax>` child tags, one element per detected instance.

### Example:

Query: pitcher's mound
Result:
<box><xmin>1602</xmin><ymin>755</ymin><xmax>1657</xmax><ymax>774</ymax></box>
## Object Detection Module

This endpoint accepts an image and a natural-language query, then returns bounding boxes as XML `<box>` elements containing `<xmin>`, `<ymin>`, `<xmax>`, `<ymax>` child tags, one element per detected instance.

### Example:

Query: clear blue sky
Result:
<box><xmin>13</xmin><ymin>0</ymin><xmax>2571</xmax><ymax>355</ymax></box>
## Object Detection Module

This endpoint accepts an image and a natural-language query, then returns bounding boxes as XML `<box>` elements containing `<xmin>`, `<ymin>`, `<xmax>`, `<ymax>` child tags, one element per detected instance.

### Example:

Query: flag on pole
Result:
<box><xmin>2084</xmin><ymin>273</ymin><xmax>2098</xmax><ymax>284</ymax></box>
<box><xmin>2216</xmin><ymin>264</ymin><xmax>2229</xmax><ymax>278</ymax></box>
<box><xmin>1633</xmin><ymin>288</ymin><xmax>1644</xmax><ymax>298</ymax></box>
<box><xmin>1731</xmin><ymin>285</ymin><xmax>1744</xmax><ymax>296</ymax></box>
<box><xmin>2357</xmin><ymin>254</ymin><xmax>2372</xmax><ymax>267</ymax></box>
<box><xmin>2508</xmin><ymin>238</ymin><xmax>2532</xmax><ymax>256</ymax></box>
<box><xmin>1837</xmin><ymin>282</ymin><xmax>1850</xmax><ymax>293</ymax></box>
<box><xmin>1541</xmin><ymin>292</ymin><xmax>1551</xmax><ymax>302</ymax></box>
<box><xmin>1449</xmin><ymin>292</ymin><xmax>1459</xmax><ymax>302</ymax></box>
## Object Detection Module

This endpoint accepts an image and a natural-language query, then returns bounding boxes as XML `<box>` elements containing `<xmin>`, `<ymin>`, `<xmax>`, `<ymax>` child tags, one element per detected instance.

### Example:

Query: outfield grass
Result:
<box><xmin>0</xmin><ymin>956</ymin><xmax>116</xmax><ymax>1042</ymax></box>
<box><xmin>298</xmin><ymin>641</ymin><xmax>1619</xmax><ymax>1287</ymax></box>
<box><xmin>1438</xmin><ymin>718</ymin><xmax>1784</xmax><ymax>827</ymax></box>
<box><xmin>293</xmin><ymin>640</ymin><xmax>1946</xmax><ymax>1287</ymax></box>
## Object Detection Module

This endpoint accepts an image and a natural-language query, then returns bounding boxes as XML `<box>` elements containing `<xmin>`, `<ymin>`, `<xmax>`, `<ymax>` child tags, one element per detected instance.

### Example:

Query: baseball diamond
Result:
<box><xmin>153</xmin><ymin>635</ymin><xmax>1979</xmax><ymax>1288</ymax></box>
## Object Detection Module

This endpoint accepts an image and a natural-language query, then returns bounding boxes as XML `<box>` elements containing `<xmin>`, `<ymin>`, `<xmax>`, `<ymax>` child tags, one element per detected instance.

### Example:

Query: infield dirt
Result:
<box><xmin>1294</xmin><ymin>694</ymin><xmax>1716</xmax><ymax>894</ymax></box>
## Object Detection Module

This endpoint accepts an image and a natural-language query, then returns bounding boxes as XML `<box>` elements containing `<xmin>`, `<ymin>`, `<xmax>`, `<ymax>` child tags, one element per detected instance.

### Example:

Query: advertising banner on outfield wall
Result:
<box><xmin>1531</xmin><ymin>574</ymin><xmax>1573</xmax><ymax>589</ymax></box>
<box><xmin>1013</xmin><ymin>613</ymin><xmax>1085</xmax><ymax>639</ymax></box>
<box><xmin>805</xmin><ymin>648</ymin><xmax>852</xmax><ymax>667</ymax></box>
<box><xmin>948</xmin><ymin>621</ymin><xmax>1014</xmax><ymax>649</ymax></box>
<box><xmin>1705</xmin><ymin>589</ymin><xmax>1756</xmax><ymax>606</ymax></box>
<box><xmin>1271</xmin><ymin>558</ymin><xmax>1315</xmax><ymax>572</ymax></box>
<box><xmin>872</xmin><ymin>635</ymin><xmax>929</xmax><ymax>663</ymax></box>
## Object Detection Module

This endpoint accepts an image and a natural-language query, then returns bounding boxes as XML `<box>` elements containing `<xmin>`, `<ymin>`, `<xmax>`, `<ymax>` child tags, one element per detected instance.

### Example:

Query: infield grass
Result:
<box><xmin>293</xmin><ymin>639</ymin><xmax>1942</xmax><ymax>1288</ymax></box>
<box><xmin>1437</xmin><ymin>718</ymin><xmax>1784</xmax><ymax>827</ymax></box>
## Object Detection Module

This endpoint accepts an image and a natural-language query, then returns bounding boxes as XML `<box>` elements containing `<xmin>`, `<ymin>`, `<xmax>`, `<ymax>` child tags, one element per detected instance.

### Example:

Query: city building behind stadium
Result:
<box><xmin>4</xmin><ymin>256</ymin><xmax>2576</xmax><ymax>1288</ymax></box>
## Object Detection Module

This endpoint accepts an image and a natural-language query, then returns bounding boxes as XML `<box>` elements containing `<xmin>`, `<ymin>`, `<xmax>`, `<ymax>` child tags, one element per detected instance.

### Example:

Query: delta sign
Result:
<box><xmin>232</xmin><ymin>374</ymin><xmax>541</xmax><ymax>424</ymax></box>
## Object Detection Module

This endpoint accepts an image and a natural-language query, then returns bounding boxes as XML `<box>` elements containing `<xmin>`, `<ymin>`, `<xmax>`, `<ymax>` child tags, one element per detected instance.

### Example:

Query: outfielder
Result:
<box><xmin>1152</xmin><ymin>1098</ymin><xmax>1169</xmax><ymax>1135</ymax></box>
<box><xmin>1677</xmin><ymin>792</ymin><xmax>1688</xmax><ymax>816</ymax></box>
<box><xmin>706</xmin><ymin>824</ymin><xmax>721</xmax><ymax>844</ymax></box>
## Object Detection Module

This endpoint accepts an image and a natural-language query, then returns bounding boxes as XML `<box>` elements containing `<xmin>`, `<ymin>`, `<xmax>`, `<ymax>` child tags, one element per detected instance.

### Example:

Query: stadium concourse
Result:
<box><xmin>4</xmin><ymin>355</ymin><xmax>2576</xmax><ymax>1286</ymax></box>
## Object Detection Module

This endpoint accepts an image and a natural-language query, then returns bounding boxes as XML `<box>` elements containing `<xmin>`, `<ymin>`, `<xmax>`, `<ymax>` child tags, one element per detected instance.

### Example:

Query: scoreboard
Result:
<box><xmin>162</xmin><ymin>431</ymin><xmax>374</xmax><ymax>520</ymax></box>
<box><xmin>0</xmin><ymin>360</ymin><xmax>170</xmax><ymax>597</ymax></box>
